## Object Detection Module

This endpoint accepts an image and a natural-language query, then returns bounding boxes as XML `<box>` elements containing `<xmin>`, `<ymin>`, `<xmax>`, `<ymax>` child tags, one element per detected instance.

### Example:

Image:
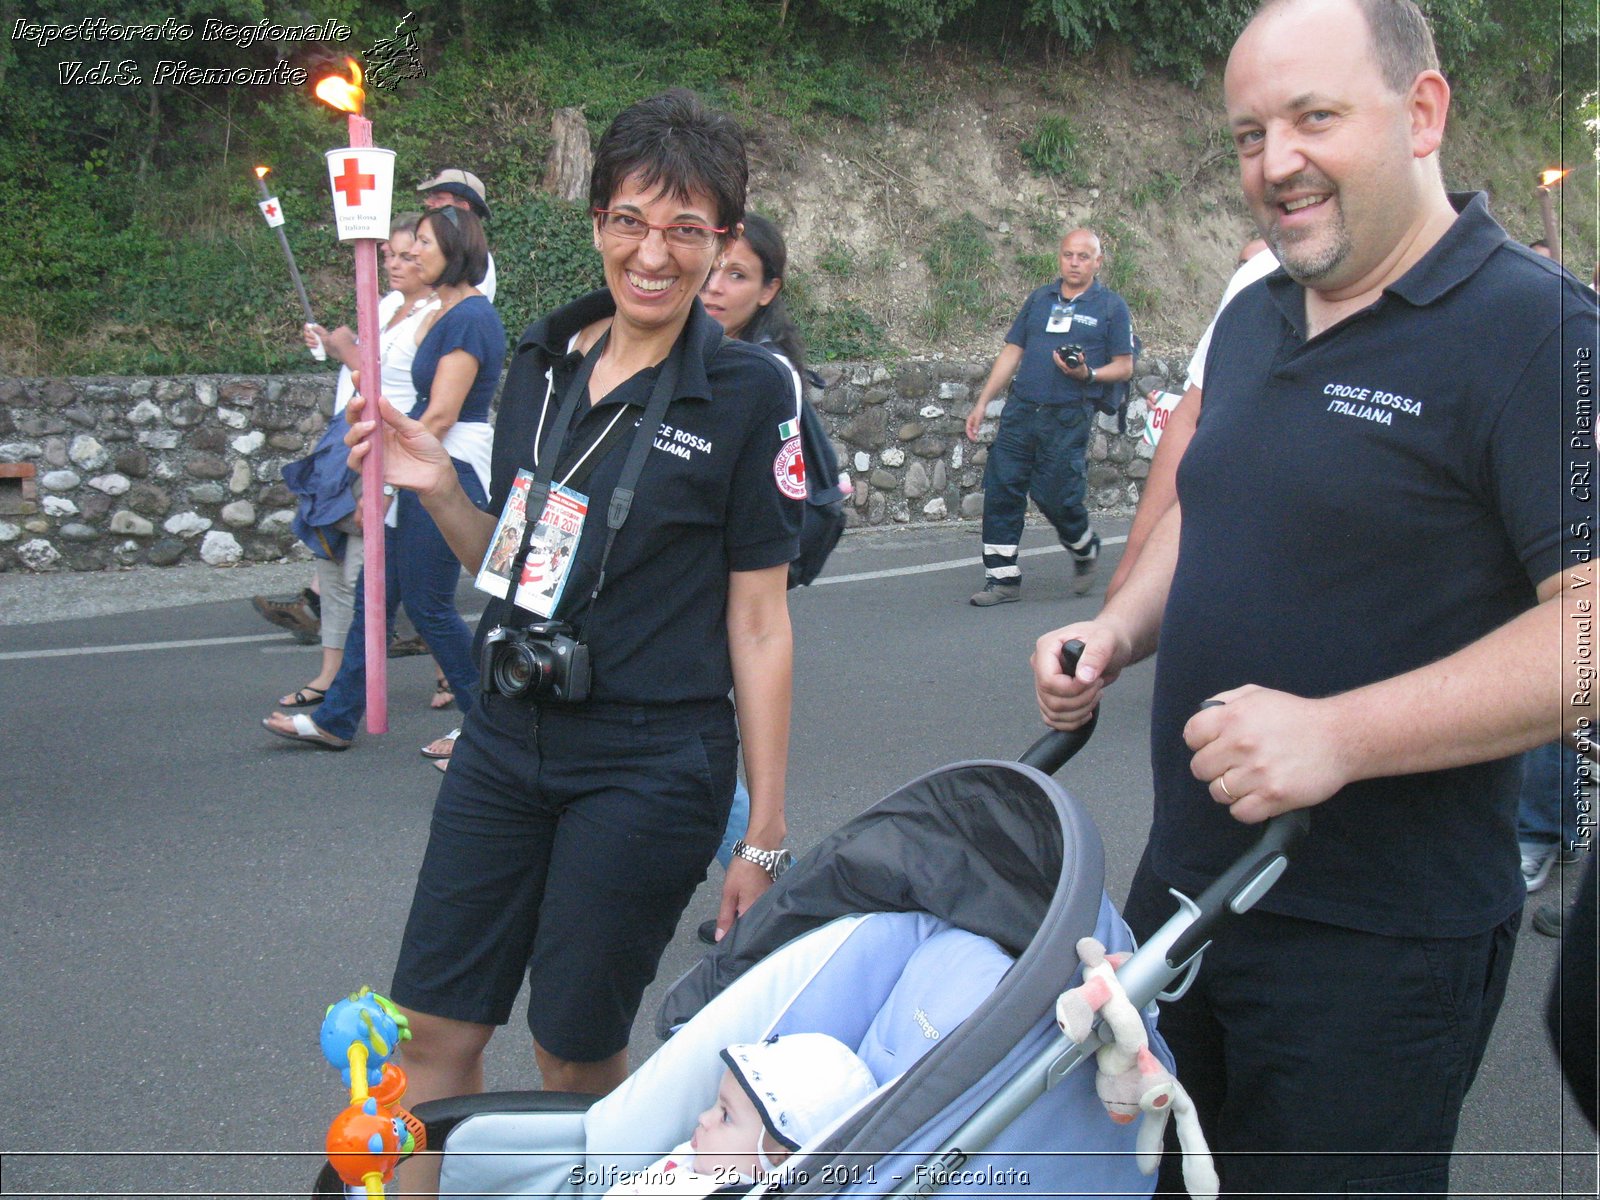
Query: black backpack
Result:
<box><xmin>789</xmin><ymin>371</ymin><xmax>847</xmax><ymax>589</ymax></box>
<box><xmin>1086</xmin><ymin>329</ymin><xmax>1142</xmax><ymax>434</ymax></box>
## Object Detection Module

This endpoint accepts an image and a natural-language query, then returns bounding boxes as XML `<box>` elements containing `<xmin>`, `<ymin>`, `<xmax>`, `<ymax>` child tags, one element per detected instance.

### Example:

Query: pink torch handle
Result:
<box><xmin>350</xmin><ymin>112</ymin><xmax>388</xmax><ymax>733</ymax></box>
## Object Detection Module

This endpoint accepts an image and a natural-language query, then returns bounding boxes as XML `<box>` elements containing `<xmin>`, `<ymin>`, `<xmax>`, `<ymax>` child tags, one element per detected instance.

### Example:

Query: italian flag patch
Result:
<box><xmin>778</xmin><ymin>418</ymin><xmax>800</xmax><ymax>440</ymax></box>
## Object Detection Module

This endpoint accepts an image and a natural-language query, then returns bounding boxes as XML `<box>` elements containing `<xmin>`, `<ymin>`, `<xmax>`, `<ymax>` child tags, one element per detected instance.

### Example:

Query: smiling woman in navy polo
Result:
<box><xmin>343</xmin><ymin>90</ymin><xmax>803</xmax><ymax>1163</ymax></box>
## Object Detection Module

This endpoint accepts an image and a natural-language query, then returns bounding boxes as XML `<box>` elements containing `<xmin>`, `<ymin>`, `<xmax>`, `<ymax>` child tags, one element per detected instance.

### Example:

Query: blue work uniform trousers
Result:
<box><xmin>311</xmin><ymin>458</ymin><xmax>488</xmax><ymax>740</ymax></box>
<box><xmin>1517</xmin><ymin>740</ymin><xmax>1587</xmax><ymax>850</ymax></box>
<box><xmin>980</xmin><ymin>398</ymin><xmax>1091</xmax><ymax>582</ymax></box>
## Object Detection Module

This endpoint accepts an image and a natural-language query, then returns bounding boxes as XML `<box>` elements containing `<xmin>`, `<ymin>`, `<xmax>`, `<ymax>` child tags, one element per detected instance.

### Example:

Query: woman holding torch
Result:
<box><xmin>345</xmin><ymin>90</ymin><xmax>802</xmax><ymax>1151</ymax></box>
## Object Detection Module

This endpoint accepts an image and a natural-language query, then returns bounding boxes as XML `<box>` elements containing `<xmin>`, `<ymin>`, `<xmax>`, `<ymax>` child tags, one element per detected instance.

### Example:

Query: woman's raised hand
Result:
<box><xmin>344</xmin><ymin>374</ymin><xmax>455</xmax><ymax>499</ymax></box>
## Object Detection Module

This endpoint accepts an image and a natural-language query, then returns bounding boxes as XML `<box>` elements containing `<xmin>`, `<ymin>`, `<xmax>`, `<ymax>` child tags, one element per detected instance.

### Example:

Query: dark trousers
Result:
<box><xmin>391</xmin><ymin>693</ymin><xmax>736</xmax><ymax>1062</ymax></box>
<box><xmin>313</xmin><ymin>458</ymin><xmax>487</xmax><ymax>740</ymax></box>
<box><xmin>980</xmin><ymin>398</ymin><xmax>1091</xmax><ymax>581</ymax></box>
<box><xmin>1123</xmin><ymin>855</ymin><xmax>1519</xmax><ymax>1198</ymax></box>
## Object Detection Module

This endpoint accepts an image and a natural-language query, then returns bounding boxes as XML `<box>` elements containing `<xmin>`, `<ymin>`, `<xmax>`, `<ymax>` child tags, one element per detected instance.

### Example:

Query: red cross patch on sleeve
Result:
<box><xmin>774</xmin><ymin>435</ymin><xmax>807</xmax><ymax>499</ymax></box>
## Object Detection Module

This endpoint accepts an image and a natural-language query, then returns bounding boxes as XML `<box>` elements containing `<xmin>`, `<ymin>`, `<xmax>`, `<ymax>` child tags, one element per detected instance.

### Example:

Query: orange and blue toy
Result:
<box><xmin>320</xmin><ymin>988</ymin><xmax>425</xmax><ymax>1197</ymax></box>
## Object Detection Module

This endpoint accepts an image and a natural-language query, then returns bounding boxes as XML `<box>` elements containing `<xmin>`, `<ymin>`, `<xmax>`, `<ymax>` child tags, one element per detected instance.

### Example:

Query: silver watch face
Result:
<box><xmin>735</xmin><ymin>840</ymin><xmax>794</xmax><ymax>880</ymax></box>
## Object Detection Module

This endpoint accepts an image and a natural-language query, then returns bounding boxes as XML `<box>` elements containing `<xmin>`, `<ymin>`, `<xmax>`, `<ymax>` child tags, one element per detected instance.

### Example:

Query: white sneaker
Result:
<box><xmin>1520</xmin><ymin>841</ymin><xmax>1559</xmax><ymax>892</ymax></box>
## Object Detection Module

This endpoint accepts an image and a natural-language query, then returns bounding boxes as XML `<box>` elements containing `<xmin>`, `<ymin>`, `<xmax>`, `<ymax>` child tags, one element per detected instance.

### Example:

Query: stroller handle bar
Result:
<box><xmin>1017</xmin><ymin>641</ymin><xmax>1097</xmax><ymax>774</ymax></box>
<box><xmin>1158</xmin><ymin>808</ymin><xmax>1310</xmax><ymax>970</ymax></box>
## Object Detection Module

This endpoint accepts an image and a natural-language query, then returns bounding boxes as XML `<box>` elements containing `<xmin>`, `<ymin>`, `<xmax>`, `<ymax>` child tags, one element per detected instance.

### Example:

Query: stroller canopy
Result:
<box><xmin>658</xmin><ymin>758</ymin><xmax>1110</xmax><ymax>1183</ymax></box>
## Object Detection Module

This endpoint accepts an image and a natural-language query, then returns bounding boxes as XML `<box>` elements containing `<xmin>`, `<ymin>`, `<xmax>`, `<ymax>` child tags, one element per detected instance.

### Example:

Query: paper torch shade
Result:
<box><xmin>257</xmin><ymin>197</ymin><xmax>286</xmax><ymax>228</ymax></box>
<box><xmin>324</xmin><ymin>146</ymin><xmax>396</xmax><ymax>241</ymax></box>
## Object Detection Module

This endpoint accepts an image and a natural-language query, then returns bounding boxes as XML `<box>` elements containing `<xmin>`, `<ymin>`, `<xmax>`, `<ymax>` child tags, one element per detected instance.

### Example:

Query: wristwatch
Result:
<box><xmin>730</xmin><ymin>839</ymin><xmax>795</xmax><ymax>881</ymax></box>
<box><xmin>1085</xmin><ymin>365</ymin><xmax>1097</xmax><ymax>383</ymax></box>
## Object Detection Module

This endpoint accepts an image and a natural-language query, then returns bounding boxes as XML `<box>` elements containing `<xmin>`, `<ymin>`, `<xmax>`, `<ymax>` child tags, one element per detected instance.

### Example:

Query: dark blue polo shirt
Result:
<box><xmin>1005</xmin><ymin>278</ymin><xmax>1133</xmax><ymax>407</ymax></box>
<box><xmin>477</xmin><ymin>291</ymin><xmax>802</xmax><ymax>705</ymax></box>
<box><xmin>1149</xmin><ymin>192</ymin><xmax>1598</xmax><ymax>937</ymax></box>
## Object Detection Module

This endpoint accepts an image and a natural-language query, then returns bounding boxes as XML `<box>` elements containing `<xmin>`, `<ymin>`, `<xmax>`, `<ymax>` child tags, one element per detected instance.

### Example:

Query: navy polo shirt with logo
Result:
<box><xmin>478</xmin><ymin>291</ymin><xmax>802</xmax><ymax>705</ymax></box>
<box><xmin>1005</xmin><ymin>277</ymin><xmax>1133</xmax><ymax>407</ymax></box>
<box><xmin>1150</xmin><ymin>192</ymin><xmax>1597</xmax><ymax>938</ymax></box>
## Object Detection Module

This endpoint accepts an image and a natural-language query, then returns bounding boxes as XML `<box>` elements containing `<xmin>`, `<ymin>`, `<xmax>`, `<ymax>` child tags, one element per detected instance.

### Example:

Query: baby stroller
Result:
<box><xmin>318</xmin><ymin>651</ymin><xmax>1306</xmax><ymax>1199</ymax></box>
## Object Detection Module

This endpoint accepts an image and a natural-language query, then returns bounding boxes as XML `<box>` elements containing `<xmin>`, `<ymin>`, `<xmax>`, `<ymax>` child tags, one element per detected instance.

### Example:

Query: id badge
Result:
<box><xmin>475</xmin><ymin>470</ymin><xmax>590</xmax><ymax>619</ymax></box>
<box><xmin>475</xmin><ymin>468</ymin><xmax>537</xmax><ymax>600</ymax></box>
<box><xmin>1045</xmin><ymin>301</ymin><xmax>1076</xmax><ymax>333</ymax></box>
<box><xmin>513</xmin><ymin>481</ymin><xmax>588</xmax><ymax>618</ymax></box>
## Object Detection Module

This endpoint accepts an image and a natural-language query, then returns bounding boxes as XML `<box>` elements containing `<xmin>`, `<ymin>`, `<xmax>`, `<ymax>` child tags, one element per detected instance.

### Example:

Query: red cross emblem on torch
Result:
<box><xmin>331</xmin><ymin>158</ymin><xmax>377</xmax><ymax>207</ymax></box>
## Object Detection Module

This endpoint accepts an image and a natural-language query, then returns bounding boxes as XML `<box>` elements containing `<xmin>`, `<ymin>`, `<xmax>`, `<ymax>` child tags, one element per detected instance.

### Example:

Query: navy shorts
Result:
<box><xmin>391</xmin><ymin>691</ymin><xmax>736</xmax><ymax>1062</ymax></box>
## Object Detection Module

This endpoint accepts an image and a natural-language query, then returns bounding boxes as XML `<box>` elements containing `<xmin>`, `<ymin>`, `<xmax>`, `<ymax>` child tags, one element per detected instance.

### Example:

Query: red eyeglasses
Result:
<box><xmin>593</xmin><ymin>208</ymin><xmax>728</xmax><ymax>250</ymax></box>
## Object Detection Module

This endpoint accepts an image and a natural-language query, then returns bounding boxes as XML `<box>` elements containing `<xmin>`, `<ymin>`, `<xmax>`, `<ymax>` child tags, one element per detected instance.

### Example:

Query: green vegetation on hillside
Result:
<box><xmin>1</xmin><ymin>0</ymin><xmax>1592</xmax><ymax>375</ymax></box>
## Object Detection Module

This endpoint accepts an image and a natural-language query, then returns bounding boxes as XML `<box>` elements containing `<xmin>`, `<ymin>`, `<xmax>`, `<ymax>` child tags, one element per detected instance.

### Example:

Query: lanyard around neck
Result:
<box><xmin>513</xmin><ymin>325</ymin><xmax>687</xmax><ymax>620</ymax></box>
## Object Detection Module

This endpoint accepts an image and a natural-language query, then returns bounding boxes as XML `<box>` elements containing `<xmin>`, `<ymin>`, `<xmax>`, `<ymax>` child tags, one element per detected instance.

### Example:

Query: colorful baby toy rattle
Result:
<box><xmin>320</xmin><ymin>988</ymin><xmax>425</xmax><ymax>1197</ymax></box>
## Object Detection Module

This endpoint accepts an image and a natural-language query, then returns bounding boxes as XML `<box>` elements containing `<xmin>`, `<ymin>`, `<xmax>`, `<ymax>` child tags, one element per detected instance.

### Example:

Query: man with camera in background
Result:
<box><xmin>963</xmin><ymin>228</ymin><xmax>1133</xmax><ymax>606</ymax></box>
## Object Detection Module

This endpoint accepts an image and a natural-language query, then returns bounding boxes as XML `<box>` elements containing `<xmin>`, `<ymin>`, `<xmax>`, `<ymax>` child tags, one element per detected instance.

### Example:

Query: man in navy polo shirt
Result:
<box><xmin>963</xmin><ymin>228</ymin><xmax>1133</xmax><ymax>606</ymax></box>
<box><xmin>1033</xmin><ymin>0</ymin><xmax>1596</xmax><ymax>1193</ymax></box>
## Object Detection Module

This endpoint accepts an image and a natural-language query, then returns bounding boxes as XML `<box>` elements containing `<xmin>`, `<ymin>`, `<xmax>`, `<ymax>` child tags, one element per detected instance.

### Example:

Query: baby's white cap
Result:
<box><xmin>720</xmin><ymin>1033</ymin><xmax>878</xmax><ymax>1151</ymax></box>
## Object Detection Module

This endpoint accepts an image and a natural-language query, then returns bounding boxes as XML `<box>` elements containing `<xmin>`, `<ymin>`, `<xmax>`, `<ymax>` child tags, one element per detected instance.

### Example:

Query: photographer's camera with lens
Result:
<box><xmin>1056</xmin><ymin>344</ymin><xmax>1086</xmax><ymax>369</ymax></box>
<box><xmin>481</xmin><ymin>621</ymin><xmax>592</xmax><ymax>703</ymax></box>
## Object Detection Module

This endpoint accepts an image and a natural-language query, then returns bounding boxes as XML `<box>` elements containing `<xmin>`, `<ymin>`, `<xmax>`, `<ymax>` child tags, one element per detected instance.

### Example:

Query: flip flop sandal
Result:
<box><xmin>262</xmin><ymin>712</ymin><xmax>351</xmax><ymax>750</ymax></box>
<box><xmin>421</xmin><ymin>728</ymin><xmax>460</xmax><ymax>760</ymax></box>
<box><xmin>433</xmin><ymin>758</ymin><xmax>449</xmax><ymax>773</ymax></box>
<box><xmin>429</xmin><ymin>680</ymin><xmax>455</xmax><ymax>710</ymax></box>
<box><xmin>279</xmin><ymin>686</ymin><xmax>327</xmax><ymax>708</ymax></box>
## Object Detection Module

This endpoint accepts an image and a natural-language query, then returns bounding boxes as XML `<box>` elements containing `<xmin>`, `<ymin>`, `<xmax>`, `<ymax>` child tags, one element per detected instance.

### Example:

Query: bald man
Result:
<box><xmin>964</xmin><ymin>228</ymin><xmax>1133</xmax><ymax>605</ymax></box>
<box><xmin>1033</xmin><ymin>0</ymin><xmax>1595</xmax><ymax>1191</ymax></box>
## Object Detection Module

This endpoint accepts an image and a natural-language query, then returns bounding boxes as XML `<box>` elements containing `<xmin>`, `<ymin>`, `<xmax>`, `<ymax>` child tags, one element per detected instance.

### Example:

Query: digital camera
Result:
<box><xmin>1056</xmin><ymin>344</ymin><xmax>1086</xmax><ymax>369</ymax></box>
<box><xmin>481</xmin><ymin>621</ymin><xmax>592</xmax><ymax>703</ymax></box>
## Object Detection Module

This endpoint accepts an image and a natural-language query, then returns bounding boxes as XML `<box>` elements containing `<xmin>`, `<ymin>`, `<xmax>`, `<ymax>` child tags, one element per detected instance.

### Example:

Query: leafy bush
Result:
<box><xmin>786</xmin><ymin>275</ymin><xmax>892</xmax><ymax>362</ymax></box>
<box><xmin>817</xmin><ymin>242</ymin><xmax>857</xmax><ymax>277</ymax></box>
<box><xmin>493</xmin><ymin>198</ymin><xmax>608</xmax><ymax>339</ymax></box>
<box><xmin>922</xmin><ymin>214</ymin><xmax>1001</xmax><ymax>338</ymax></box>
<box><xmin>1020</xmin><ymin>115</ymin><xmax>1081</xmax><ymax>179</ymax></box>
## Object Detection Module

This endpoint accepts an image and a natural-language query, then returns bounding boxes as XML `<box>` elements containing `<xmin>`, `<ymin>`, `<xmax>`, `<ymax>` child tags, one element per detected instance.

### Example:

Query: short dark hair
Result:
<box><xmin>589</xmin><ymin>89</ymin><xmax>747</xmax><ymax>234</ymax></box>
<box><xmin>1251</xmin><ymin>0</ymin><xmax>1438</xmax><ymax>94</ymax></box>
<box><xmin>733</xmin><ymin>212</ymin><xmax>808</xmax><ymax>379</ymax></box>
<box><xmin>418</xmin><ymin>205</ymin><xmax>489</xmax><ymax>289</ymax></box>
<box><xmin>1355</xmin><ymin>0</ymin><xmax>1439</xmax><ymax>92</ymax></box>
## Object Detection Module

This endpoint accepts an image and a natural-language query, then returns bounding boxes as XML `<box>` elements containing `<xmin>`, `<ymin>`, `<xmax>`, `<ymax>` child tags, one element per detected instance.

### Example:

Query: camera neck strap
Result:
<box><xmin>515</xmin><ymin>323</ymin><xmax>687</xmax><ymax>627</ymax></box>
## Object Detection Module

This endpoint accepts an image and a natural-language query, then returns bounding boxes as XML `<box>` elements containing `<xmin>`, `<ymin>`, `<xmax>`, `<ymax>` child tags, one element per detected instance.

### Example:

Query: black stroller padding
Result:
<box><xmin>657</xmin><ymin>758</ymin><xmax>1108</xmax><ymax>1191</ymax></box>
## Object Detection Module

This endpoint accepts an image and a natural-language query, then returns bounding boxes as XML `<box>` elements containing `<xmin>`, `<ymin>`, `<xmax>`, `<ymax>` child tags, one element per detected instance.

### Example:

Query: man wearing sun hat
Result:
<box><xmin>417</xmin><ymin>167</ymin><xmax>496</xmax><ymax>301</ymax></box>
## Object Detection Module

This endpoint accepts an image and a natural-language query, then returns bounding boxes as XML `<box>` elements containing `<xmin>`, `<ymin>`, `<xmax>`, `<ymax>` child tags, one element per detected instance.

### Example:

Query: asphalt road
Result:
<box><xmin>0</xmin><ymin>521</ymin><xmax>1593</xmax><ymax>1198</ymax></box>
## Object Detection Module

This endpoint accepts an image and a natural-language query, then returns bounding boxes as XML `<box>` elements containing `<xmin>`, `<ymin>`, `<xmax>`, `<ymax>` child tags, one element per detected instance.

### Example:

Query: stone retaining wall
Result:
<box><xmin>813</xmin><ymin>354</ymin><xmax>1182</xmax><ymax>528</ymax></box>
<box><xmin>0</xmin><ymin>355</ymin><xmax>1185</xmax><ymax>572</ymax></box>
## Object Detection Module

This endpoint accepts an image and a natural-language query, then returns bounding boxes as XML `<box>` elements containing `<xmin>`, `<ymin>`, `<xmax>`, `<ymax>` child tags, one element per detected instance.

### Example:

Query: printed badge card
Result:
<box><xmin>475</xmin><ymin>468</ymin><xmax>534</xmax><ymax>599</ymax></box>
<box><xmin>513</xmin><ymin>482</ymin><xmax>588</xmax><ymax>618</ymax></box>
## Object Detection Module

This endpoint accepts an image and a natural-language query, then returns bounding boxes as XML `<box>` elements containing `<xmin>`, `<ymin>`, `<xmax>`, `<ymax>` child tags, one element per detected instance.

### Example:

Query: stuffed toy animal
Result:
<box><xmin>1055</xmin><ymin>937</ymin><xmax>1219</xmax><ymax>1200</ymax></box>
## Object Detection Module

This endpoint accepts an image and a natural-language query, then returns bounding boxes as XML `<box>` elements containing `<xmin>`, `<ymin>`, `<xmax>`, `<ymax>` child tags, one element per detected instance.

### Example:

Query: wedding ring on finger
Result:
<box><xmin>1217</xmin><ymin>773</ymin><xmax>1238</xmax><ymax>801</ymax></box>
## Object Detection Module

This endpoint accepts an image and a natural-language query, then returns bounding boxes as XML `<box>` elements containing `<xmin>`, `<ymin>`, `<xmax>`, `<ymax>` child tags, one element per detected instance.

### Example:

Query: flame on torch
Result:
<box><xmin>314</xmin><ymin>58</ymin><xmax>365</xmax><ymax>115</ymax></box>
<box><xmin>1539</xmin><ymin>168</ymin><xmax>1571</xmax><ymax>188</ymax></box>
<box><xmin>255</xmin><ymin>165</ymin><xmax>270</xmax><ymax>180</ymax></box>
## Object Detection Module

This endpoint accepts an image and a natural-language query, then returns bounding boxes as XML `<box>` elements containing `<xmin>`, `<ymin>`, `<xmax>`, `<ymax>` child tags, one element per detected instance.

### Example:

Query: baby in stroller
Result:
<box><xmin>606</xmin><ymin>1034</ymin><xmax>877</xmax><ymax>1199</ymax></box>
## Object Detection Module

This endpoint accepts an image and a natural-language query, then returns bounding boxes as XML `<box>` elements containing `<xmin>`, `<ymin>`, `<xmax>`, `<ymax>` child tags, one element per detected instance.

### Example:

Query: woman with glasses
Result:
<box><xmin>264</xmin><ymin>205</ymin><xmax>504</xmax><ymax>752</ymax></box>
<box><xmin>345</xmin><ymin>90</ymin><xmax>803</xmax><ymax>1139</ymax></box>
